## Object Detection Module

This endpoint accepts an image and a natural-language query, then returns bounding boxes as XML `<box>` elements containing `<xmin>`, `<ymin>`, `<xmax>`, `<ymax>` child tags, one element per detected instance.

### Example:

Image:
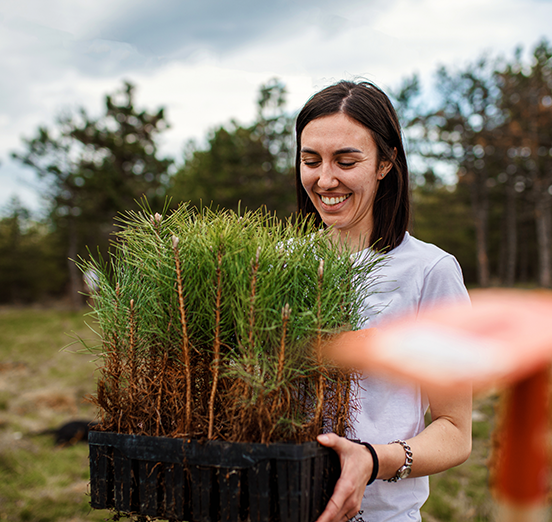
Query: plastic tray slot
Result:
<box><xmin>113</xmin><ymin>448</ymin><xmax>132</xmax><ymax>512</ymax></box>
<box><xmin>248</xmin><ymin>460</ymin><xmax>270</xmax><ymax>522</ymax></box>
<box><xmin>164</xmin><ymin>463</ymin><xmax>185</xmax><ymax>520</ymax></box>
<box><xmin>311</xmin><ymin>453</ymin><xmax>325</xmax><ymax>519</ymax></box>
<box><xmin>138</xmin><ymin>461</ymin><xmax>160</xmax><ymax>516</ymax></box>
<box><xmin>300</xmin><ymin>458</ymin><xmax>311</xmax><ymax>521</ymax></box>
<box><xmin>218</xmin><ymin>467</ymin><xmax>241</xmax><ymax>522</ymax></box>
<box><xmin>89</xmin><ymin>444</ymin><xmax>112</xmax><ymax>509</ymax></box>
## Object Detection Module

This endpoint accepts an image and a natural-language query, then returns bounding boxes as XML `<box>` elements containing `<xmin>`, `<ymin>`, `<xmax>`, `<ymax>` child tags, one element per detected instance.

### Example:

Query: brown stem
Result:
<box><xmin>276</xmin><ymin>303</ymin><xmax>290</xmax><ymax>385</ymax></box>
<box><xmin>128</xmin><ymin>299</ymin><xmax>136</xmax><ymax>408</ymax></box>
<box><xmin>239</xmin><ymin>247</ymin><xmax>261</xmax><ymax>434</ymax></box>
<box><xmin>342</xmin><ymin>375</ymin><xmax>352</xmax><ymax>436</ymax></box>
<box><xmin>334</xmin><ymin>369</ymin><xmax>352</xmax><ymax>436</ymax></box>
<box><xmin>155</xmin><ymin>353</ymin><xmax>168</xmax><ymax>437</ymax></box>
<box><xmin>248</xmin><ymin>246</ymin><xmax>261</xmax><ymax>353</ymax></box>
<box><xmin>334</xmin><ymin>372</ymin><xmax>343</xmax><ymax>434</ymax></box>
<box><xmin>314</xmin><ymin>259</ymin><xmax>325</xmax><ymax>431</ymax></box>
<box><xmin>172</xmin><ymin>235</ymin><xmax>192</xmax><ymax>435</ymax></box>
<box><xmin>268</xmin><ymin>304</ymin><xmax>290</xmax><ymax>437</ymax></box>
<box><xmin>208</xmin><ymin>247</ymin><xmax>223</xmax><ymax>440</ymax></box>
<box><xmin>109</xmin><ymin>337</ymin><xmax>121</xmax><ymax>385</ymax></box>
<box><xmin>151</xmin><ymin>213</ymin><xmax>163</xmax><ymax>270</ymax></box>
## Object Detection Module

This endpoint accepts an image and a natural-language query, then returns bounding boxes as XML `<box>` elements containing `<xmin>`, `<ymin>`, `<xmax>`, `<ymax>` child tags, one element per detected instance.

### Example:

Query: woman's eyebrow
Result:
<box><xmin>300</xmin><ymin>147</ymin><xmax>362</xmax><ymax>155</ymax></box>
<box><xmin>334</xmin><ymin>147</ymin><xmax>362</xmax><ymax>155</ymax></box>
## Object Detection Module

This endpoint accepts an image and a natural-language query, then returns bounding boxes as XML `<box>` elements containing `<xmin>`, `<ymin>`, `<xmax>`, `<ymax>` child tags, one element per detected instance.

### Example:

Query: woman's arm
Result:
<box><xmin>315</xmin><ymin>386</ymin><xmax>472</xmax><ymax>522</ymax></box>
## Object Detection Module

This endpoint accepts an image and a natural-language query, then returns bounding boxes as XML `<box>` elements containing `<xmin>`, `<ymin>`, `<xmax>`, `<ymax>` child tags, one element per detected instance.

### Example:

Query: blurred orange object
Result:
<box><xmin>325</xmin><ymin>289</ymin><xmax>552</xmax><ymax>392</ymax></box>
<box><xmin>495</xmin><ymin>368</ymin><xmax>549</xmax><ymax>501</ymax></box>
<box><xmin>324</xmin><ymin>289</ymin><xmax>552</xmax><ymax>518</ymax></box>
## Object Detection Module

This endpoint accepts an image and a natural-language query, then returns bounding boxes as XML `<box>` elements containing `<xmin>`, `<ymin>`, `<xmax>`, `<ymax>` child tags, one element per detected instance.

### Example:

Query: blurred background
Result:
<box><xmin>3</xmin><ymin>0</ymin><xmax>552</xmax><ymax>305</ymax></box>
<box><xmin>1</xmin><ymin>1</ymin><xmax>552</xmax><ymax>520</ymax></box>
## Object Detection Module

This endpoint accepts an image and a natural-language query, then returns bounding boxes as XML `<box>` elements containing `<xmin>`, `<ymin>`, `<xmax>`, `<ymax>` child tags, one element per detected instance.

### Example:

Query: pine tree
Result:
<box><xmin>12</xmin><ymin>82</ymin><xmax>174</xmax><ymax>306</ymax></box>
<box><xmin>169</xmin><ymin>78</ymin><xmax>296</xmax><ymax>217</ymax></box>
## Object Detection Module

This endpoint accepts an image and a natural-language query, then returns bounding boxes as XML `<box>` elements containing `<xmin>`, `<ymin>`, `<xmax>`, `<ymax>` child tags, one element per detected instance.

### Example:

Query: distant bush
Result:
<box><xmin>0</xmin><ymin>199</ymin><xmax>67</xmax><ymax>303</ymax></box>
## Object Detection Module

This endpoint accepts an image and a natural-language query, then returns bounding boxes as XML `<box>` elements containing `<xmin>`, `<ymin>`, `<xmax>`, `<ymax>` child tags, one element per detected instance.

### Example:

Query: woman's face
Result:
<box><xmin>300</xmin><ymin>112</ymin><xmax>392</xmax><ymax>246</ymax></box>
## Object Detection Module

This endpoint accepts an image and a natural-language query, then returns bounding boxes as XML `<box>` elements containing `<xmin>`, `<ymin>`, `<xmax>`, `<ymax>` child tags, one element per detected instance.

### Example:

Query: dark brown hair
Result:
<box><xmin>295</xmin><ymin>80</ymin><xmax>409</xmax><ymax>251</ymax></box>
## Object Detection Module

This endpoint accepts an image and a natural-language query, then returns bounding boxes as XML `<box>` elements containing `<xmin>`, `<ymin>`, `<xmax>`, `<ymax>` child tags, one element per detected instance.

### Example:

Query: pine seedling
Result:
<box><xmin>79</xmin><ymin>203</ymin><xmax>383</xmax><ymax>443</ymax></box>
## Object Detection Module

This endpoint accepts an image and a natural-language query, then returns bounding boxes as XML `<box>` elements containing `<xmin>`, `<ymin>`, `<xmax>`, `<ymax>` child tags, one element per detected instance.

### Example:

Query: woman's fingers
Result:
<box><xmin>316</xmin><ymin>476</ymin><xmax>357</xmax><ymax>522</ymax></box>
<box><xmin>315</xmin><ymin>434</ymin><xmax>373</xmax><ymax>522</ymax></box>
<box><xmin>317</xmin><ymin>432</ymin><xmax>346</xmax><ymax>451</ymax></box>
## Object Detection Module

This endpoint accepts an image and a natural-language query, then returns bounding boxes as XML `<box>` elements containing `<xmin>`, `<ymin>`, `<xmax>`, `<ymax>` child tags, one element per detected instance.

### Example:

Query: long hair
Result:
<box><xmin>295</xmin><ymin>80</ymin><xmax>409</xmax><ymax>251</ymax></box>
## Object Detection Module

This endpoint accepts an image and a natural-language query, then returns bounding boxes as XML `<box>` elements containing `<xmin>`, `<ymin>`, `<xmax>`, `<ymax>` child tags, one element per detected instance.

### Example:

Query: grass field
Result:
<box><xmin>0</xmin><ymin>306</ymin><xmax>109</xmax><ymax>522</ymax></box>
<box><xmin>0</xmin><ymin>306</ymin><xmax>535</xmax><ymax>521</ymax></box>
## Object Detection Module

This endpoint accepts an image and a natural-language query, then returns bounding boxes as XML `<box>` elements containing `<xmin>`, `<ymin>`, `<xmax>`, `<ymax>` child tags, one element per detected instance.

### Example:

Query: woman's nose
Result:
<box><xmin>317</xmin><ymin>163</ymin><xmax>339</xmax><ymax>190</ymax></box>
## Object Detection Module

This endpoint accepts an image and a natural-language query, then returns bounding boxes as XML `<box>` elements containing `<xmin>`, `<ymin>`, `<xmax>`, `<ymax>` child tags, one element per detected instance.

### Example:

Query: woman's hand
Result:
<box><xmin>315</xmin><ymin>433</ymin><xmax>374</xmax><ymax>522</ymax></box>
<box><xmin>314</xmin><ymin>387</ymin><xmax>472</xmax><ymax>522</ymax></box>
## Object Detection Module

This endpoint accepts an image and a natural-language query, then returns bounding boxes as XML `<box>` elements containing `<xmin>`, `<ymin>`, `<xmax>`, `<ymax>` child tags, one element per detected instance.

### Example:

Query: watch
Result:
<box><xmin>385</xmin><ymin>439</ymin><xmax>413</xmax><ymax>482</ymax></box>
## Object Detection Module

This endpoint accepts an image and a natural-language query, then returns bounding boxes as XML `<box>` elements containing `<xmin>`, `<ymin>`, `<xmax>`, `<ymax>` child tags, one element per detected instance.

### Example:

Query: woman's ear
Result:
<box><xmin>378</xmin><ymin>148</ymin><xmax>397</xmax><ymax>179</ymax></box>
<box><xmin>378</xmin><ymin>160</ymin><xmax>393</xmax><ymax>179</ymax></box>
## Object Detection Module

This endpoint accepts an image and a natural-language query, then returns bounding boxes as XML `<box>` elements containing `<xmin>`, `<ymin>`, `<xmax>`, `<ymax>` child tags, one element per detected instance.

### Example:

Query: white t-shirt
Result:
<box><xmin>350</xmin><ymin>232</ymin><xmax>470</xmax><ymax>522</ymax></box>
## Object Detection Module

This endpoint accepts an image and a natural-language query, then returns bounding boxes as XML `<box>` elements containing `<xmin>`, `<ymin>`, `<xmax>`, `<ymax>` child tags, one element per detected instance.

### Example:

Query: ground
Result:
<box><xmin>0</xmin><ymin>305</ymin><xmax>548</xmax><ymax>521</ymax></box>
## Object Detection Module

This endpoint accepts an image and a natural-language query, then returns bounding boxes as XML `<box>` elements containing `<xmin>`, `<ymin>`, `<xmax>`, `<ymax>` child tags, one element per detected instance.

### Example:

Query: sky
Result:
<box><xmin>2</xmin><ymin>0</ymin><xmax>552</xmax><ymax>213</ymax></box>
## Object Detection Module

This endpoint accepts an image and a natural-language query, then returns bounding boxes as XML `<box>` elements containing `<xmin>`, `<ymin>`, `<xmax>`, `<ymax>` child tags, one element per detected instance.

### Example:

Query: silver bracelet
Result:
<box><xmin>384</xmin><ymin>439</ymin><xmax>413</xmax><ymax>482</ymax></box>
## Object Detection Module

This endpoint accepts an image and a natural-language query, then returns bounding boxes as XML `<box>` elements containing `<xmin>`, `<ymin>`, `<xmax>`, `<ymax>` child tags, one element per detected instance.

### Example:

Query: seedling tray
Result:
<box><xmin>89</xmin><ymin>431</ymin><xmax>340</xmax><ymax>522</ymax></box>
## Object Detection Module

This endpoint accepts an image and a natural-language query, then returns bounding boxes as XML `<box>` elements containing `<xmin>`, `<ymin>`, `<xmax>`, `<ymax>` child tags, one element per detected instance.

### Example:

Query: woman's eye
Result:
<box><xmin>302</xmin><ymin>159</ymin><xmax>320</xmax><ymax>167</ymax></box>
<box><xmin>338</xmin><ymin>161</ymin><xmax>356</xmax><ymax>167</ymax></box>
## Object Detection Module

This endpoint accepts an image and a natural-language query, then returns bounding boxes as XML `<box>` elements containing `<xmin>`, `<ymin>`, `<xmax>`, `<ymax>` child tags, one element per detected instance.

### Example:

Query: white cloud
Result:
<box><xmin>1</xmin><ymin>0</ymin><xmax>551</xmax><ymax>211</ymax></box>
<box><xmin>377</xmin><ymin>0</ymin><xmax>552</xmax><ymax>67</ymax></box>
<box><xmin>0</xmin><ymin>0</ymin><xmax>133</xmax><ymax>39</ymax></box>
<box><xmin>128</xmin><ymin>60</ymin><xmax>315</xmax><ymax>157</ymax></box>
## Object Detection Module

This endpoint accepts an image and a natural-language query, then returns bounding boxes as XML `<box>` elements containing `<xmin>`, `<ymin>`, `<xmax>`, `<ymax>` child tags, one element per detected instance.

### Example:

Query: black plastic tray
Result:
<box><xmin>89</xmin><ymin>431</ymin><xmax>340</xmax><ymax>522</ymax></box>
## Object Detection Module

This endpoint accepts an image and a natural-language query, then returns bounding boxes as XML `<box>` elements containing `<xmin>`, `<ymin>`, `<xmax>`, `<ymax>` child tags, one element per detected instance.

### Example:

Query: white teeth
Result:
<box><xmin>321</xmin><ymin>194</ymin><xmax>350</xmax><ymax>206</ymax></box>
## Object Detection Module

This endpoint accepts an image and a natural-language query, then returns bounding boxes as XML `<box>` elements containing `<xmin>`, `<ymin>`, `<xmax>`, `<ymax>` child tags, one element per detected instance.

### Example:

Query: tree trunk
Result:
<box><xmin>469</xmin><ymin>170</ymin><xmax>490</xmax><ymax>287</ymax></box>
<box><xmin>504</xmin><ymin>181</ymin><xmax>518</xmax><ymax>286</ymax></box>
<box><xmin>474</xmin><ymin>209</ymin><xmax>490</xmax><ymax>287</ymax></box>
<box><xmin>67</xmin><ymin>216</ymin><xmax>83</xmax><ymax>309</ymax></box>
<box><xmin>534</xmin><ymin>193</ymin><xmax>552</xmax><ymax>288</ymax></box>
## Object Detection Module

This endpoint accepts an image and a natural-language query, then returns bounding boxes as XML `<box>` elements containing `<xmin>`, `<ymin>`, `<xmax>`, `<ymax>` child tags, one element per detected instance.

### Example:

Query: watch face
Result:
<box><xmin>398</xmin><ymin>466</ymin><xmax>411</xmax><ymax>479</ymax></box>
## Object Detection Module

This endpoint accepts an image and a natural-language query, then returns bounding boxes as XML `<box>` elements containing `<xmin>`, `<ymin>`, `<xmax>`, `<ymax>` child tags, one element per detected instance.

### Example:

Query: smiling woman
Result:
<box><xmin>294</xmin><ymin>81</ymin><xmax>472</xmax><ymax>522</ymax></box>
<box><xmin>296</xmin><ymin>81</ymin><xmax>409</xmax><ymax>255</ymax></box>
<box><xmin>299</xmin><ymin>113</ymin><xmax>392</xmax><ymax>251</ymax></box>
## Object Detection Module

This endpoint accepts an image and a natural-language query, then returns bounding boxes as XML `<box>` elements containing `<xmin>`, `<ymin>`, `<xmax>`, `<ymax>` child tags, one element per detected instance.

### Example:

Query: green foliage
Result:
<box><xmin>0</xmin><ymin>198</ymin><xmax>66</xmax><ymax>303</ymax></box>
<box><xmin>411</xmin><ymin>184</ymin><xmax>477</xmax><ymax>284</ymax></box>
<box><xmin>414</xmin><ymin>39</ymin><xmax>552</xmax><ymax>287</ymax></box>
<box><xmin>79</xmin><ymin>203</ymin><xmax>382</xmax><ymax>442</ymax></box>
<box><xmin>12</xmin><ymin>82</ymin><xmax>174</xmax><ymax>306</ymax></box>
<box><xmin>9</xmin><ymin>42</ymin><xmax>552</xmax><ymax>304</ymax></box>
<box><xmin>169</xmin><ymin>77</ymin><xmax>296</xmax><ymax>217</ymax></box>
<box><xmin>13</xmin><ymin>82</ymin><xmax>173</xmax><ymax>226</ymax></box>
<box><xmin>422</xmin><ymin>396</ymin><xmax>496</xmax><ymax>521</ymax></box>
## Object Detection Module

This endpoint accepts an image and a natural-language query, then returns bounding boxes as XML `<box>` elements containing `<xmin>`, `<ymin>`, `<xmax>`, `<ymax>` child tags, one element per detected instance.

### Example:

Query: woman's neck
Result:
<box><xmin>330</xmin><ymin>228</ymin><xmax>371</xmax><ymax>254</ymax></box>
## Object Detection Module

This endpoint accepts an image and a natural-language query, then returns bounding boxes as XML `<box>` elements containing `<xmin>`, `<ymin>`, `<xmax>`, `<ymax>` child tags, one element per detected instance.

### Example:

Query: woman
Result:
<box><xmin>295</xmin><ymin>81</ymin><xmax>472</xmax><ymax>522</ymax></box>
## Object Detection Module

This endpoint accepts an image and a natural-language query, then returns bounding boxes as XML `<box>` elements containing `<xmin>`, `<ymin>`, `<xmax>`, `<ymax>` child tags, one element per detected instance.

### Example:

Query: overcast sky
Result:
<box><xmin>2</xmin><ymin>0</ymin><xmax>552</xmax><ymax>212</ymax></box>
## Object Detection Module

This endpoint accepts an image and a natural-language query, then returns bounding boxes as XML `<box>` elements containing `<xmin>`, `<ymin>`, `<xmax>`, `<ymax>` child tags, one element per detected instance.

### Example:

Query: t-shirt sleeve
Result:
<box><xmin>418</xmin><ymin>255</ymin><xmax>470</xmax><ymax>313</ymax></box>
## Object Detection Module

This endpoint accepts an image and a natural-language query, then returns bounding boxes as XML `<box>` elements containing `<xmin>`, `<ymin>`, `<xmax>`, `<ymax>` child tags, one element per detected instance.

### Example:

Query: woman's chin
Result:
<box><xmin>321</xmin><ymin>216</ymin><xmax>342</xmax><ymax>229</ymax></box>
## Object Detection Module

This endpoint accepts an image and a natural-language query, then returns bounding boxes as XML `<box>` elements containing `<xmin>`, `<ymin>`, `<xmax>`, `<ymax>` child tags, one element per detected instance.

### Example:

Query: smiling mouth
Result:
<box><xmin>320</xmin><ymin>194</ymin><xmax>351</xmax><ymax>206</ymax></box>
